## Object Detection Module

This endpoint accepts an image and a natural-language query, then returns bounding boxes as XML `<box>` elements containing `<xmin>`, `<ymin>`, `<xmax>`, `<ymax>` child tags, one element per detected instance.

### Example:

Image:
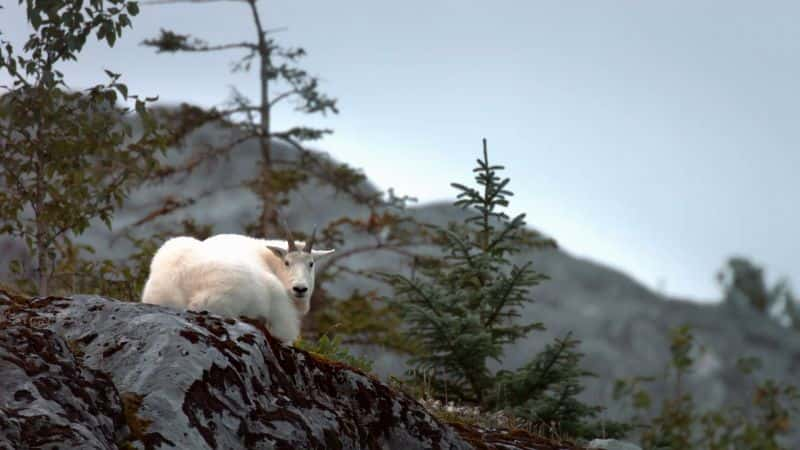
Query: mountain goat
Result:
<box><xmin>141</xmin><ymin>227</ymin><xmax>335</xmax><ymax>344</ymax></box>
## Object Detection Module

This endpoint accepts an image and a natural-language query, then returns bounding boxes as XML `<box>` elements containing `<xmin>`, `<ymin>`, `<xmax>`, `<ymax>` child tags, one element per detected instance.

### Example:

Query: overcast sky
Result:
<box><xmin>3</xmin><ymin>1</ymin><xmax>799</xmax><ymax>302</ymax></box>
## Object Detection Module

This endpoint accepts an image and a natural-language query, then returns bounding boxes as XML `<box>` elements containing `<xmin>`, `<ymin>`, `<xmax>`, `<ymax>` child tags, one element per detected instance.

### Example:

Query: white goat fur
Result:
<box><xmin>141</xmin><ymin>234</ymin><xmax>333</xmax><ymax>343</ymax></box>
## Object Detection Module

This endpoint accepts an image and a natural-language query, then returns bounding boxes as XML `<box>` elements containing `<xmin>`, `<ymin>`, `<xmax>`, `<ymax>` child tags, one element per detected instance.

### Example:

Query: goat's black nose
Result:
<box><xmin>293</xmin><ymin>286</ymin><xmax>308</xmax><ymax>294</ymax></box>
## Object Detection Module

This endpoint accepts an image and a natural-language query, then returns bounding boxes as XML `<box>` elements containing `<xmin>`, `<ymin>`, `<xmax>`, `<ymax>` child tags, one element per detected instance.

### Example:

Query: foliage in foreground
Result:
<box><xmin>615</xmin><ymin>325</ymin><xmax>800</xmax><ymax>450</ymax></box>
<box><xmin>383</xmin><ymin>140</ymin><xmax>628</xmax><ymax>439</ymax></box>
<box><xmin>5</xmin><ymin>218</ymin><xmax>212</xmax><ymax>302</ymax></box>
<box><xmin>0</xmin><ymin>0</ymin><xmax>166</xmax><ymax>296</ymax></box>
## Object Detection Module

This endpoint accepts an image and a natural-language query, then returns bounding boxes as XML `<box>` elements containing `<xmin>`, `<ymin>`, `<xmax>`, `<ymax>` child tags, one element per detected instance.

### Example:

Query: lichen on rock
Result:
<box><xmin>1</xmin><ymin>291</ymin><xmax>593</xmax><ymax>450</ymax></box>
<box><xmin>1</xmin><ymin>292</ymin><xmax>473</xmax><ymax>449</ymax></box>
<box><xmin>0</xmin><ymin>302</ymin><xmax>126</xmax><ymax>449</ymax></box>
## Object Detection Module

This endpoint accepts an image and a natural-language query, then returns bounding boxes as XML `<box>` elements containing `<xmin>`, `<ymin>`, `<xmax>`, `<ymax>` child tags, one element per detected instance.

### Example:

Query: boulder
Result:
<box><xmin>1</xmin><ymin>291</ymin><xmax>586</xmax><ymax>450</ymax></box>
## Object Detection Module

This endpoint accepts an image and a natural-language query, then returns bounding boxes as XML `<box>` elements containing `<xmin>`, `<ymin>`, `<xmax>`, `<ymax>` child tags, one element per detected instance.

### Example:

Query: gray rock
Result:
<box><xmin>1</xmin><ymin>292</ymin><xmax>472</xmax><ymax>450</ymax></box>
<box><xmin>587</xmin><ymin>439</ymin><xmax>642</xmax><ymax>450</ymax></box>
<box><xmin>0</xmin><ymin>320</ymin><xmax>125</xmax><ymax>450</ymax></box>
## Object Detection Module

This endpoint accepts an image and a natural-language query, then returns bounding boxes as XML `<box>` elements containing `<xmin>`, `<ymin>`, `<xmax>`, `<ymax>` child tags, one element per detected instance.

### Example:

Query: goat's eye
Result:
<box><xmin>284</xmin><ymin>260</ymin><xmax>289</xmax><ymax>267</ymax></box>
<box><xmin>308</xmin><ymin>261</ymin><xmax>314</xmax><ymax>268</ymax></box>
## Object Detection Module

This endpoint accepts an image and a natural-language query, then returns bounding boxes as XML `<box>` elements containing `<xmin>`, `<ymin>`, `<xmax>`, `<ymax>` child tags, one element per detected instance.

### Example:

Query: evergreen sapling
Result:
<box><xmin>385</xmin><ymin>139</ymin><xmax>625</xmax><ymax>438</ymax></box>
<box><xmin>385</xmin><ymin>139</ymin><xmax>549</xmax><ymax>403</ymax></box>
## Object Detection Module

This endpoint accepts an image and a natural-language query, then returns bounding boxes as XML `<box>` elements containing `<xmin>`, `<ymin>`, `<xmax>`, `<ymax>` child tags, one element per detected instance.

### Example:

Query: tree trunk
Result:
<box><xmin>34</xmin><ymin>144</ymin><xmax>48</xmax><ymax>296</ymax></box>
<box><xmin>35</xmin><ymin>227</ymin><xmax>48</xmax><ymax>296</ymax></box>
<box><xmin>249</xmin><ymin>0</ymin><xmax>276</xmax><ymax>237</ymax></box>
<box><xmin>257</xmin><ymin>51</ymin><xmax>274</xmax><ymax>236</ymax></box>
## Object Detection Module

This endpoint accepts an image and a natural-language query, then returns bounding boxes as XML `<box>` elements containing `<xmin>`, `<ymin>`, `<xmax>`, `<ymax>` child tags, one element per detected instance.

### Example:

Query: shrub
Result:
<box><xmin>383</xmin><ymin>139</ymin><xmax>627</xmax><ymax>439</ymax></box>
<box><xmin>615</xmin><ymin>325</ymin><xmax>800</xmax><ymax>449</ymax></box>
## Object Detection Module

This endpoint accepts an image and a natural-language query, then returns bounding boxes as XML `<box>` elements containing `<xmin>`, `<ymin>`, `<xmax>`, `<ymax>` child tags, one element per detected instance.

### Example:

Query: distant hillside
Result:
<box><xmin>2</xmin><ymin>123</ymin><xmax>798</xmax><ymax>437</ymax></box>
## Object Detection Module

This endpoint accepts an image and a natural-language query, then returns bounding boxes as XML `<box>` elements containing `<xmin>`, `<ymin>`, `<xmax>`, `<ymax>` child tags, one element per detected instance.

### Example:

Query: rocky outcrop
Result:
<box><xmin>0</xmin><ymin>291</ymin><xmax>585</xmax><ymax>450</ymax></box>
<box><xmin>0</xmin><ymin>323</ymin><xmax>125</xmax><ymax>450</ymax></box>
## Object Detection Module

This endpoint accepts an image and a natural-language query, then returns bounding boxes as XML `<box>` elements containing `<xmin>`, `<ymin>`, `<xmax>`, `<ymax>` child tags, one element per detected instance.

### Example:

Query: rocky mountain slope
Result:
<box><xmin>2</xmin><ymin>129</ymin><xmax>799</xmax><ymax>433</ymax></box>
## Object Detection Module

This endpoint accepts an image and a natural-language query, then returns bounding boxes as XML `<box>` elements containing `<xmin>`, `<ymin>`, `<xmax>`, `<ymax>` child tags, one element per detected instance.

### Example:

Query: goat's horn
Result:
<box><xmin>304</xmin><ymin>225</ymin><xmax>317</xmax><ymax>253</ymax></box>
<box><xmin>281</xmin><ymin>220</ymin><xmax>297</xmax><ymax>252</ymax></box>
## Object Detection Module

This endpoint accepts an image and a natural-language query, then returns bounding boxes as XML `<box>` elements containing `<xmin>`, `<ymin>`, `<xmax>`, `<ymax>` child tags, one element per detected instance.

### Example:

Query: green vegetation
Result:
<box><xmin>383</xmin><ymin>140</ymin><xmax>551</xmax><ymax>402</ymax></box>
<box><xmin>489</xmin><ymin>331</ymin><xmax>631</xmax><ymax>438</ymax></box>
<box><xmin>296</xmin><ymin>333</ymin><xmax>374</xmax><ymax>373</ymax></box>
<box><xmin>0</xmin><ymin>0</ymin><xmax>166</xmax><ymax>296</ymax></box>
<box><xmin>382</xmin><ymin>140</ymin><xmax>628</xmax><ymax>439</ymax></box>
<box><xmin>313</xmin><ymin>290</ymin><xmax>421</xmax><ymax>355</ymax></box>
<box><xmin>27</xmin><ymin>220</ymin><xmax>211</xmax><ymax>302</ymax></box>
<box><xmin>615</xmin><ymin>325</ymin><xmax>799</xmax><ymax>449</ymax></box>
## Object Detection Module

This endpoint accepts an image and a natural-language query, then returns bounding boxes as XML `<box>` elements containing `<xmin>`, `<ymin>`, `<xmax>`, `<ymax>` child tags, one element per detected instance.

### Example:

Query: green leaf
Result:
<box><xmin>106</xmin><ymin>27</ymin><xmax>117</xmax><ymax>47</ymax></box>
<box><xmin>30</xmin><ymin>12</ymin><xmax>41</xmax><ymax>29</ymax></box>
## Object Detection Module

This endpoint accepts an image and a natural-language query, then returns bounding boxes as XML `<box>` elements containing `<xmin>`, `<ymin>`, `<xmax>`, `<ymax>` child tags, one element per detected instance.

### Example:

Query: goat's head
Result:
<box><xmin>266</xmin><ymin>225</ymin><xmax>335</xmax><ymax>315</ymax></box>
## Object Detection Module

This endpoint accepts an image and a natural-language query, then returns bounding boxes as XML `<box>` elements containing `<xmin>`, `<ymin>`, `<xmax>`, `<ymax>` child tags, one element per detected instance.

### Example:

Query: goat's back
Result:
<box><xmin>141</xmin><ymin>234</ymin><xmax>283</xmax><ymax>313</ymax></box>
<box><xmin>141</xmin><ymin>236</ymin><xmax>202</xmax><ymax>308</ymax></box>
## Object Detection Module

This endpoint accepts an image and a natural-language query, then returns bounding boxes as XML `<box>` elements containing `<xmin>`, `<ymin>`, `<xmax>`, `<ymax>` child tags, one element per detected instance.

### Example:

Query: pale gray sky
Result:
<box><xmin>3</xmin><ymin>1</ymin><xmax>799</xmax><ymax>302</ymax></box>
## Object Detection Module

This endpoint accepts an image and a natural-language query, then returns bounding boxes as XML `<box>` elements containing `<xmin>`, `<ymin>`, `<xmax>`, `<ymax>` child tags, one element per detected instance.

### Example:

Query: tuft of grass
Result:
<box><xmin>296</xmin><ymin>334</ymin><xmax>374</xmax><ymax>373</ymax></box>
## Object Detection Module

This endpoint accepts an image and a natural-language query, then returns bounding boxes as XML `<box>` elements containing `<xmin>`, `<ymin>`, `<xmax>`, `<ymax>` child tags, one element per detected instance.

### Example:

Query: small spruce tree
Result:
<box><xmin>383</xmin><ymin>139</ymin><xmax>550</xmax><ymax>403</ymax></box>
<box><xmin>489</xmin><ymin>332</ymin><xmax>630</xmax><ymax>438</ymax></box>
<box><xmin>384</xmin><ymin>139</ymin><xmax>622</xmax><ymax>438</ymax></box>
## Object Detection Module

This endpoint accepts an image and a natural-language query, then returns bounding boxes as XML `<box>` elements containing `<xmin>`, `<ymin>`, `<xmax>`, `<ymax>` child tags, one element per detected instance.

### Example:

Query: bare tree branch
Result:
<box><xmin>269</xmin><ymin>89</ymin><xmax>301</xmax><ymax>107</ymax></box>
<box><xmin>127</xmin><ymin>182</ymin><xmax>242</xmax><ymax>228</ymax></box>
<box><xmin>217</xmin><ymin>105</ymin><xmax>261</xmax><ymax>116</ymax></box>
<box><xmin>317</xmin><ymin>241</ymin><xmax>424</xmax><ymax>276</ymax></box>
<box><xmin>131</xmin><ymin>196</ymin><xmax>195</xmax><ymax>227</ymax></box>
<box><xmin>187</xmin><ymin>42</ymin><xmax>258</xmax><ymax>52</ymax></box>
<box><xmin>151</xmin><ymin>138</ymin><xmax>246</xmax><ymax>181</ymax></box>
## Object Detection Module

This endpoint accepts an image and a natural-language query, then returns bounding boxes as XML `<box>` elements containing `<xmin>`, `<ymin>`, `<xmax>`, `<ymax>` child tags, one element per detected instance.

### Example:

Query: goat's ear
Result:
<box><xmin>311</xmin><ymin>248</ymin><xmax>335</xmax><ymax>257</ymax></box>
<box><xmin>266</xmin><ymin>245</ymin><xmax>286</xmax><ymax>258</ymax></box>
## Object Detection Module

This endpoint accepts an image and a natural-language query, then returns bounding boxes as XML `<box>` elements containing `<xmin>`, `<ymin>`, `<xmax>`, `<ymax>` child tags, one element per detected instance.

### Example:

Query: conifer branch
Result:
<box><xmin>484</xmin><ymin>261</ymin><xmax>533</xmax><ymax>328</ymax></box>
